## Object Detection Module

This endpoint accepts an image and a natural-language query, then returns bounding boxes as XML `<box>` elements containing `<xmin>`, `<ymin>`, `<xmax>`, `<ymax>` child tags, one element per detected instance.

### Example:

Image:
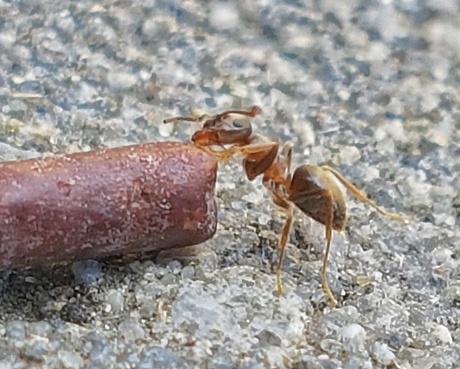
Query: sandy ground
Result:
<box><xmin>0</xmin><ymin>0</ymin><xmax>459</xmax><ymax>368</ymax></box>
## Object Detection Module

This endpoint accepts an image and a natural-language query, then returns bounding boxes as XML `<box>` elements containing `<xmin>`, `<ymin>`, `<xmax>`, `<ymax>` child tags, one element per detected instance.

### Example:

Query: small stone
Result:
<box><xmin>209</xmin><ymin>2</ymin><xmax>239</xmax><ymax>31</ymax></box>
<box><xmin>180</xmin><ymin>46</ymin><xmax>197</xmax><ymax>70</ymax></box>
<box><xmin>5</xmin><ymin>320</ymin><xmax>26</xmax><ymax>342</ymax></box>
<box><xmin>28</xmin><ymin>321</ymin><xmax>53</xmax><ymax>338</ymax></box>
<box><xmin>23</xmin><ymin>337</ymin><xmax>49</xmax><ymax>362</ymax></box>
<box><xmin>231</xmin><ymin>200</ymin><xmax>246</xmax><ymax>211</ymax></box>
<box><xmin>242</xmin><ymin>189</ymin><xmax>265</xmax><ymax>206</ymax></box>
<box><xmin>319</xmin><ymin>338</ymin><xmax>342</xmax><ymax>355</ymax></box>
<box><xmin>160</xmin><ymin>273</ymin><xmax>177</xmax><ymax>286</ymax></box>
<box><xmin>72</xmin><ymin>260</ymin><xmax>103</xmax><ymax>285</ymax></box>
<box><xmin>54</xmin><ymin>12</ymin><xmax>76</xmax><ymax>34</ymax></box>
<box><xmin>107</xmin><ymin>70</ymin><xmax>138</xmax><ymax>90</ymax></box>
<box><xmin>87</xmin><ymin>332</ymin><xmax>114</xmax><ymax>366</ymax></box>
<box><xmin>431</xmin><ymin>323</ymin><xmax>452</xmax><ymax>345</ymax></box>
<box><xmin>0</xmin><ymin>30</ymin><xmax>15</xmax><ymax>49</ymax></box>
<box><xmin>106</xmin><ymin>289</ymin><xmax>124</xmax><ymax>314</ymax></box>
<box><xmin>0</xmin><ymin>359</ymin><xmax>15</xmax><ymax>369</ymax></box>
<box><xmin>340</xmin><ymin>145</ymin><xmax>362</xmax><ymax>166</ymax></box>
<box><xmin>172</xmin><ymin>291</ymin><xmax>238</xmax><ymax>339</ymax></box>
<box><xmin>373</xmin><ymin>342</ymin><xmax>396</xmax><ymax>365</ymax></box>
<box><xmin>0</xmin><ymin>142</ymin><xmax>37</xmax><ymax>161</ymax></box>
<box><xmin>139</xmin><ymin>297</ymin><xmax>157</xmax><ymax>319</ymax></box>
<box><xmin>16</xmin><ymin>81</ymin><xmax>45</xmax><ymax>95</ymax></box>
<box><xmin>257</xmin><ymin>213</ymin><xmax>271</xmax><ymax>226</ymax></box>
<box><xmin>431</xmin><ymin>247</ymin><xmax>454</xmax><ymax>265</ymax></box>
<box><xmin>5</xmin><ymin>99</ymin><xmax>28</xmax><ymax>114</ymax></box>
<box><xmin>344</xmin><ymin>356</ymin><xmax>373</xmax><ymax>369</ymax></box>
<box><xmin>58</xmin><ymin>350</ymin><xmax>85</xmax><ymax>369</ymax></box>
<box><xmin>207</xmin><ymin>353</ymin><xmax>234</xmax><ymax>369</ymax></box>
<box><xmin>181</xmin><ymin>265</ymin><xmax>195</xmax><ymax>280</ymax></box>
<box><xmin>159</xmin><ymin>121</ymin><xmax>174</xmax><ymax>137</ymax></box>
<box><xmin>323</xmin><ymin>305</ymin><xmax>359</xmax><ymax>329</ymax></box>
<box><xmin>294</xmin><ymin>120</ymin><xmax>316</xmax><ymax>147</ymax></box>
<box><xmin>428</xmin><ymin>118</ymin><xmax>451</xmax><ymax>147</ymax></box>
<box><xmin>338</xmin><ymin>323</ymin><xmax>366</xmax><ymax>353</ymax></box>
<box><xmin>296</xmin><ymin>355</ymin><xmax>324</xmax><ymax>369</ymax></box>
<box><xmin>117</xmin><ymin>343</ymin><xmax>140</xmax><ymax>367</ymax></box>
<box><xmin>168</xmin><ymin>260</ymin><xmax>183</xmax><ymax>275</ymax></box>
<box><xmin>193</xmin><ymin>251</ymin><xmax>219</xmax><ymax>276</ymax></box>
<box><xmin>119</xmin><ymin>318</ymin><xmax>145</xmax><ymax>340</ymax></box>
<box><xmin>137</xmin><ymin>346</ymin><xmax>190</xmax><ymax>369</ymax></box>
<box><xmin>310</xmin><ymin>146</ymin><xmax>332</xmax><ymax>164</ymax></box>
<box><xmin>318</xmin><ymin>357</ymin><xmax>337</xmax><ymax>369</ymax></box>
<box><xmin>256</xmin><ymin>329</ymin><xmax>282</xmax><ymax>347</ymax></box>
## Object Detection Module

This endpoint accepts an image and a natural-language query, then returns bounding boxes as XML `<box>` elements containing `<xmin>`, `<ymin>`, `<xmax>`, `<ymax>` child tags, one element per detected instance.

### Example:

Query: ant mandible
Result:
<box><xmin>163</xmin><ymin>106</ymin><xmax>409</xmax><ymax>306</ymax></box>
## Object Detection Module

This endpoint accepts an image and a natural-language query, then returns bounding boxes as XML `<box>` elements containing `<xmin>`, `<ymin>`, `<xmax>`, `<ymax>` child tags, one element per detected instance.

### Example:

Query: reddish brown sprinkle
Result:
<box><xmin>0</xmin><ymin>141</ymin><xmax>218</xmax><ymax>269</ymax></box>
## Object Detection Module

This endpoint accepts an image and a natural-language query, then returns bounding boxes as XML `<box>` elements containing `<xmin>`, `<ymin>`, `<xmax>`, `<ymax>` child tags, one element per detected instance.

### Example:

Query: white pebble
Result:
<box><xmin>159</xmin><ymin>121</ymin><xmax>174</xmax><ymax>137</ymax></box>
<box><xmin>107</xmin><ymin>70</ymin><xmax>138</xmax><ymax>90</ymax></box>
<box><xmin>373</xmin><ymin>342</ymin><xmax>396</xmax><ymax>365</ymax></box>
<box><xmin>340</xmin><ymin>145</ymin><xmax>362</xmax><ymax>166</ymax></box>
<box><xmin>339</xmin><ymin>323</ymin><xmax>366</xmax><ymax>353</ymax></box>
<box><xmin>209</xmin><ymin>2</ymin><xmax>239</xmax><ymax>30</ymax></box>
<box><xmin>106</xmin><ymin>290</ymin><xmax>124</xmax><ymax>314</ymax></box>
<box><xmin>58</xmin><ymin>350</ymin><xmax>85</xmax><ymax>369</ymax></box>
<box><xmin>432</xmin><ymin>323</ymin><xmax>452</xmax><ymax>345</ymax></box>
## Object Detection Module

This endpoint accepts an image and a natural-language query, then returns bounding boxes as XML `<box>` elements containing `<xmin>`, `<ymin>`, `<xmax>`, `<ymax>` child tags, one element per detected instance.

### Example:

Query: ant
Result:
<box><xmin>163</xmin><ymin>106</ymin><xmax>409</xmax><ymax>306</ymax></box>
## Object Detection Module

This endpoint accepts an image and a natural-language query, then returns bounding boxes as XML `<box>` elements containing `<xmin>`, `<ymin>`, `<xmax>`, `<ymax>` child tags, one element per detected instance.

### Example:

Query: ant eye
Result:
<box><xmin>232</xmin><ymin>120</ymin><xmax>244</xmax><ymax>128</ymax></box>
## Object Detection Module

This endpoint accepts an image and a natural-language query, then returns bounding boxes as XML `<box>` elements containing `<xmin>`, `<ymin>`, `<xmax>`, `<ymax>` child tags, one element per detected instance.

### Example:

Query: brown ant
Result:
<box><xmin>163</xmin><ymin>106</ymin><xmax>409</xmax><ymax>306</ymax></box>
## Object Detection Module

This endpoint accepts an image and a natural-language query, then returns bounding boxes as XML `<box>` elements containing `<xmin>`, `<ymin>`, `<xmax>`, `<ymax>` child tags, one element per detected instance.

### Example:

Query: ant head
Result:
<box><xmin>202</xmin><ymin>112</ymin><xmax>251</xmax><ymax>133</ymax></box>
<box><xmin>164</xmin><ymin>106</ymin><xmax>262</xmax><ymax>146</ymax></box>
<box><xmin>203</xmin><ymin>106</ymin><xmax>262</xmax><ymax>132</ymax></box>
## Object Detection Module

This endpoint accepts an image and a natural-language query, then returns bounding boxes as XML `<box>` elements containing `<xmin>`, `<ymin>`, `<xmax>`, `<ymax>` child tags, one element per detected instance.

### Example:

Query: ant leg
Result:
<box><xmin>193</xmin><ymin>134</ymin><xmax>278</xmax><ymax>169</ymax></box>
<box><xmin>233</xmin><ymin>141</ymin><xmax>279</xmax><ymax>156</ymax></box>
<box><xmin>200</xmin><ymin>146</ymin><xmax>232</xmax><ymax>162</ymax></box>
<box><xmin>200</xmin><ymin>141</ymin><xmax>276</xmax><ymax>165</ymax></box>
<box><xmin>193</xmin><ymin>138</ymin><xmax>277</xmax><ymax>166</ymax></box>
<box><xmin>321</xmin><ymin>166</ymin><xmax>411</xmax><ymax>221</ymax></box>
<box><xmin>320</xmin><ymin>190</ymin><xmax>338</xmax><ymax>307</ymax></box>
<box><xmin>237</xmin><ymin>141</ymin><xmax>280</xmax><ymax>181</ymax></box>
<box><xmin>276</xmin><ymin>204</ymin><xmax>294</xmax><ymax>295</ymax></box>
<box><xmin>288</xmin><ymin>187</ymin><xmax>338</xmax><ymax>306</ymax></box>
<box><xmin>263</xmin><ymin>185</ymin><xmax>294</xmax><ymax>295</ymax></box>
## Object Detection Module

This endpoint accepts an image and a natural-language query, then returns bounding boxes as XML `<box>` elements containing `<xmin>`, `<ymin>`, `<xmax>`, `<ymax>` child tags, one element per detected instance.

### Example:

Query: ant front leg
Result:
<box><xmin>198</xmin><ymin>145</ymin><xmax>235</xmax><ymax>162</ymax></box>
<box><xmin>235</xmin><ymin>139</ymin><xmax>280</xmax><ymax>181</ymax></box>
<box><xmin>260</xmin><ymin>143</ymin><xmax>296</xmax><ymax>296</ymax></box>
<box><xmin>194</xmin><ymin>137</ymin><xmax>278</xmax><ymax>168</ymax></box>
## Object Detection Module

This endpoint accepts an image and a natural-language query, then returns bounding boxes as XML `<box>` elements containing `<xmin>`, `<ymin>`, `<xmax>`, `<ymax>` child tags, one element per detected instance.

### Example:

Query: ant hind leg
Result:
<box><xmin>321</xmin><ymin>166</ymin><xmax>411</xmax><ymax>222</ymax></box>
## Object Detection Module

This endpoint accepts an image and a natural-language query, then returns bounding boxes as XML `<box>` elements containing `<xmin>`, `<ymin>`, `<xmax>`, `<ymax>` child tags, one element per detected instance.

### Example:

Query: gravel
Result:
<box><xmin>0</xmin><ymin>0</ymin><xmax>459</xmax><ymax>368</ymax></box>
